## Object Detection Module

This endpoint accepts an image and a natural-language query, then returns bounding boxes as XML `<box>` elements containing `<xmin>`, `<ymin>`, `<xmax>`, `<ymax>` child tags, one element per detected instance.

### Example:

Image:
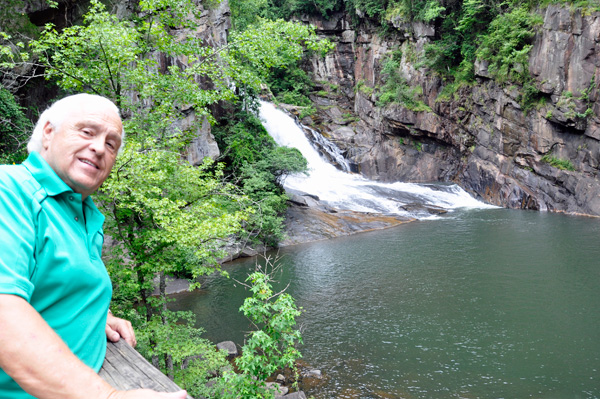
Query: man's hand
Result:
<box><xmin>105</xmin><ymin>312</ymin><xmax>136</xmax><ymax>347</ymax></box>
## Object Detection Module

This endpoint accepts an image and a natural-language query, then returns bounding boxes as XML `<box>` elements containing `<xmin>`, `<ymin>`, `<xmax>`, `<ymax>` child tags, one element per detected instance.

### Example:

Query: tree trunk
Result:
<box><xmin>159</xmin><ymin>272</ymin><xmax>175</xmax><ymax>380</ymax></box>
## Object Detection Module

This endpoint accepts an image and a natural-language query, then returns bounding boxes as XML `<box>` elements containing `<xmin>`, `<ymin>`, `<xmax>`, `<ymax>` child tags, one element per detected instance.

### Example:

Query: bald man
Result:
<box><xmin>0</xmin><ymin>94</ymin><xmax>187</xmax><ymax>399</ymax></box>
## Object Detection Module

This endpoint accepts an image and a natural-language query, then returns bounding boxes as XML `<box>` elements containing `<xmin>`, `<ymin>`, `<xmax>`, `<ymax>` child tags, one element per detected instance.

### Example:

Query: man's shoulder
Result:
<box><xmin>0</xmin><ymin>163</ymin><xmax>43</xmax><ymax>201</ymax></box>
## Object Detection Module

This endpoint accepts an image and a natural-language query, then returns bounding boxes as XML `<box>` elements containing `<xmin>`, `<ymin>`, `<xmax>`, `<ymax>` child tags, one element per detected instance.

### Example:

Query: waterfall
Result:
<box><xmin>259</xmin><ymin>101</ymin><xmax>495</xmax><ymax>219</ymax></box>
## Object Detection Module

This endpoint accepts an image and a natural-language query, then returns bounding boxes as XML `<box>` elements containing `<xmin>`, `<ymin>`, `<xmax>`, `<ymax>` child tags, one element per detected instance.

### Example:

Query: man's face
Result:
<box><xmin>40</xmin><ymin>105</ymin><xmax>123</xmax><ymax>199</ymax></box>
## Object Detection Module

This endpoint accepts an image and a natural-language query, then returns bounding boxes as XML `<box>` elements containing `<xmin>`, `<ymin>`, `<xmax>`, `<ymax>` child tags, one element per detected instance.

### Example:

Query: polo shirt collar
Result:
<box><xmin>23</xmin><ymin>151</ymin><xmax>105</xmax><ymax>229</ymax></box>
<box><xmin>23</xmin><ymin>151</ymin><xmax>73</xmax><ymax>197</ymax></box>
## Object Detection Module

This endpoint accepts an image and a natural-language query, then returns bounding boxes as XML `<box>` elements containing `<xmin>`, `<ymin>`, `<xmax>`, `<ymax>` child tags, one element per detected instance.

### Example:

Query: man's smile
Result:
<box><xmin>79</xmin><ymin>158</ymin><xmax>99</xmax><ymax>169</ymax></box>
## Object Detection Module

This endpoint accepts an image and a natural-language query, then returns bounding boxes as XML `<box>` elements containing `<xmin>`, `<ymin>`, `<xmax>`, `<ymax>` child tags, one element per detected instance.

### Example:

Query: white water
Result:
<box><xmin>259</xmin><ymin>101</ymin><xmax>495</xmax><ymax>219</ymax></box>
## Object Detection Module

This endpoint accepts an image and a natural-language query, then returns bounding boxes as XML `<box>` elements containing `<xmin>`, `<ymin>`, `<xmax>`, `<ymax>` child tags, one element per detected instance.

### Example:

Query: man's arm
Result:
<box><xmin>0</xmin><ymin>294</ymin><xmax>186</xmax><ymax>399</ymax></box>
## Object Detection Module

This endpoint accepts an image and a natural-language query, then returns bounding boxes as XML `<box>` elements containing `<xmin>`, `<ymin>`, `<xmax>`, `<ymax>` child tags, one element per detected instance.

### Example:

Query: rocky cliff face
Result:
<box><xmin>12</xmin><ymin>0</ymin><xmax>227</xmax><ymax>164</ymax></box>
<box><xmin>301</xmin><ymin>6</ymin><xmax>600</xmax><ymax>216</ymax></box>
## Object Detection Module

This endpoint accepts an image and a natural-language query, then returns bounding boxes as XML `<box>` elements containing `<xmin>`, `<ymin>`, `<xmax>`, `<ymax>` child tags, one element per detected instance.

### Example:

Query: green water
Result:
<box><xmin>171</xmin><ymin>208</ymin><xmax>600</xmax><ymax>398</ymax></box>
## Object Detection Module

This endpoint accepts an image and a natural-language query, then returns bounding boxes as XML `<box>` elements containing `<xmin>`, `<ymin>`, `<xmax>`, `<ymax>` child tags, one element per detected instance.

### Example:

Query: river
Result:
<box><xmin>171</xmin><ymin>104</ymin><xmax>600</xmax><ymax>398</ymax></box>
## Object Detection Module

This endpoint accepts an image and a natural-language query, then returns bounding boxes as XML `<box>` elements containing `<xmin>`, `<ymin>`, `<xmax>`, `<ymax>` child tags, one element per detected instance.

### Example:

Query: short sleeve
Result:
<box><xmin>0</xmin><ymin>174</ymin><xmax>36</xmax><ymax>301</ymax></box>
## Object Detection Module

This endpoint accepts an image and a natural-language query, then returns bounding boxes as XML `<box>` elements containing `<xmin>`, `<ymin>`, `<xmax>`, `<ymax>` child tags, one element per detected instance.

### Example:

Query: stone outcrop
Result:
<box><xmin>301</xmin><ymin>5</ymin><xmax>600</xmax><ymax>216</ymax></box>
<box><xmin>281</xmin><ymin>190</ymin><xmax>412</xmax><ymax>246</ymax></box>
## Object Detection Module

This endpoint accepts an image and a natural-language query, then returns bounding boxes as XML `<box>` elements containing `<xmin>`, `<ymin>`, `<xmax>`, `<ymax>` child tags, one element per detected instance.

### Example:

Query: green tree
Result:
<box><xmin>204</xmin><ymin>257</ymin><xmax>303</xmax><ymax>399</ymax></box>
<box><xmin>475</xmin><ymin>5</ymin><xmax>543</xmax><ymax>84</ymax></box>
<box><xmin>0</xmin><ymin>88</ymin><xmax>31</xmax><ymax>164</ymax></box>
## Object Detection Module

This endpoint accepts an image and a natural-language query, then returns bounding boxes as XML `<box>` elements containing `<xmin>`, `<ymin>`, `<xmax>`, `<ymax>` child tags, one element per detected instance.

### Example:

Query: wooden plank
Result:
<box><xmin>99</xmin><ymin>340</ymin><xmax>193</xmax><ymax>399</ymax></box>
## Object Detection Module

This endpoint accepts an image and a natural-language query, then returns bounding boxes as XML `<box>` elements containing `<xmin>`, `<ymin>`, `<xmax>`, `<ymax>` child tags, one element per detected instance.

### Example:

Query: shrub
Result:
<box><xmin>476</xmin><ymin>6</ymin><xmax>543</xmax><ymax>84</ymax></box>
<box><xmin>541</xmin><ymin>154</ymin><xmax>575</xmax><ymax>171</ymax></box>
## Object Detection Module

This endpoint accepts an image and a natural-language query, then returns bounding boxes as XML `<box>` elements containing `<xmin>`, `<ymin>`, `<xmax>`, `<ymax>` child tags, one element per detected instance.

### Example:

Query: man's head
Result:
<box><xmin>27</xmin><ymin>94</ymin><xmax>125</xmax><ymax>199</ymax></box>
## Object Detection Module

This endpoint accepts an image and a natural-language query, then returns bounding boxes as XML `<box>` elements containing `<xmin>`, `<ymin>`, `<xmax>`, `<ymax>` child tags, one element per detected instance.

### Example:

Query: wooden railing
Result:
<box><xmin>99</xmin><ymin>340</ymin><xmax>193</xmax><ymax>399</ymax></box>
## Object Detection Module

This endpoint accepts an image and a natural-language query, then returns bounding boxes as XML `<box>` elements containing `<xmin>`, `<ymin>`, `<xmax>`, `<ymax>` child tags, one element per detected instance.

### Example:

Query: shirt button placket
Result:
<box><xmin>69</xmin><ymin>196</ymin><xmax>79</xmax><ymax>222</ymax></box>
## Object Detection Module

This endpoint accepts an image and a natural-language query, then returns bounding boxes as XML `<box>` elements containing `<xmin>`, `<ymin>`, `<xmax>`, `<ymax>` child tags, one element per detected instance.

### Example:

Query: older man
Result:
<box><xmin>0</xmin><ymin>94</ymin><xmax>187</xmax><ymax>399</ymax></box>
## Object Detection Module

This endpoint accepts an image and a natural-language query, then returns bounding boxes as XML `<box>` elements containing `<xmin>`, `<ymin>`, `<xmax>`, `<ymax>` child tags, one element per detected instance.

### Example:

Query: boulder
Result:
<box><xmin>216</xmin><ymin>341</ymin><xmax>238</xmax><ymax>358</ymax></box>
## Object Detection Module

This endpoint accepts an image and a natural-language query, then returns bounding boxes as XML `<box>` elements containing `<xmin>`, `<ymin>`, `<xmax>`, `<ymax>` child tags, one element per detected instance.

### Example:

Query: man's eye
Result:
<box><xmin>106</xmin><ymin>142</ymin><xmax>115</xmax><ymax>150</ymax></box>
<box><xmin>82</xmin><ymin>129</ymin><xmax>92</xmax><ymax>136</ymax></box>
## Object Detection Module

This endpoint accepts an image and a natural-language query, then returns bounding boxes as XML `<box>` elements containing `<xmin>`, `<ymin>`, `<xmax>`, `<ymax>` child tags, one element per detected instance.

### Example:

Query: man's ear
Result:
<box><xmin>41</xmin><ymin>121</ymin><xmax>54</xmax><ymax>151</ymax></box>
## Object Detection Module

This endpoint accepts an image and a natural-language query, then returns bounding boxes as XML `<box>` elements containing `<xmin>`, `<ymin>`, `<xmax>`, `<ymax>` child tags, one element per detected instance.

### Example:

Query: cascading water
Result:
<box><xmin>259</xmin><ymin>101</ymin><xmax>495</xmax><ymax>219</ymax></box>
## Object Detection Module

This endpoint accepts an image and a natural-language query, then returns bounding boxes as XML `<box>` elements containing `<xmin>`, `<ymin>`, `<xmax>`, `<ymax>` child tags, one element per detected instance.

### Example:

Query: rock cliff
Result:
<box><xmin>10</xmin><ymin>0</ymin><xmax>227</xmax><ymax>164</ymax></box>
<box><xmin>300</xmin><ymin>5</ymin><xmax>600</xmax><ymax>216</ymax></box>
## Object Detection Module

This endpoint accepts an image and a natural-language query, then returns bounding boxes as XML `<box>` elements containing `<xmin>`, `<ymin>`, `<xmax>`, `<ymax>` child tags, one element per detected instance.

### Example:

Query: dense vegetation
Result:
<box><xmin>0</xmin><ymin>87</ymin><xmax>30</xmax><ymax>164</ymax></box>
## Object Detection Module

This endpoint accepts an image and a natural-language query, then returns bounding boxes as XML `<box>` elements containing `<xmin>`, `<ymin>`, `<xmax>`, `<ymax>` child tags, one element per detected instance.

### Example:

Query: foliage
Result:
<box><xmin>420</xmin><ymin>13</ymin><xmax>463</xmax><ymax>76</ymax></box>
<box><xmin>229</xmin><ymin>0</ymin><xmax>271</xmax><ymax>31</ymax></box>
<box><xmin>518</xmin><ymin>80</ymin><xmax>545</xmax><ymax>113</ymax></box>
<box><xmin>356</xmin><ymin>79</ymin><xmax>375</xmax><ymax>97</ymax></box>
<box><xmin>236</xmin><ymin>260</ymin><xmax>303</xmax><ymax>382</ymax></box>
<box><xmin>135</xmin><ymin>310</ymin><xmax>231</xmax><ymax>398</ymax></box>
<box><xmin>209</xmin><ymin>369</ymin><xmax>274</xmax><ymax>399</ymax></box>
<box><xmin>275</xmin><ymin>0</ymin><xmax>344</xmax><ymax>19</ymax></box>
<box><xmin>0</xmin><ymin>88</ymin><xmax>30</xmax><ymax>164</ymax></box>
<box><xmin>214</xmin><ymin>109</ymin><xmax>308</xmax><ymax>246</ymax></box>
<box><xmin>225</xmin><ymin>18</ymin><xmax>333</xmax><ymax>96</ymax></box>
<box><xmin>376</xmin><ymin>53</ymin><xmax>431</xmax><ymax>111</ymax></box>
<box><xmin>475</xmin><ymin>5</ymin><xmax>543</xmax><ymax>84</ymax></box>
<box><xmin>384</xmin><ymin>0</ymin><xmax>448</xmax><ymax>22</ymax></box>
<box><xmin>100</xmin><ymin>145</ymin><xmax>249</xmax><ymax>290</ymax></box>
<box><xmin>195</xmin><ymin>259</ymin><xmax>303</xmax><ymax>399</ymax></box>
<box><xmin>540</xmin><ymin>154</ymin><xmax>575</xmax><ymax>171</ymax></box>
<box><xmin>353</xmin><ymin>0</ymin><xmax>389</xmax><ymax>18</ymax></box>
<box><xmin>267</xmin><ymin>62</ymin><xmax>314</xmax><ymax>106</ymax></box>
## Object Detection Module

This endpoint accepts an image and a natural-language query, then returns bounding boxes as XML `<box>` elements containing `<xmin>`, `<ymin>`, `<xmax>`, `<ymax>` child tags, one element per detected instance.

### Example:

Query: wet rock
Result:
<box><xmin>398</xmin><ymin>203</ymin><xmax>448</xmax><ymax>216</ymax></box>
<box><xmin>303</xmin><ymin>369</ymin><xmax>323</xmax><ymax>378</ymax></box>
<box><xmin>281</xmin><ymin>201</ymin><xmax>413</xmax><ymax>247</ymax></box>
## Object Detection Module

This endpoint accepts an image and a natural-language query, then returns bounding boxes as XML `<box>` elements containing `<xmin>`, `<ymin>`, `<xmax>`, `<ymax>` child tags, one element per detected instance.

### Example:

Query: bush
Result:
<box><xmin>541</xmin><ymin>154</ymin><xmax>575</xmax><ymax>171</ymax></box>
<box><xmin>214</xmin><ymin>109</ymin><xmax>308</xmax><ymax>246</ymax></box>
<box><xmin>267</xmin><ymin>63</ymin><xmax>314</xmax><ymax>107</ymax></box>
<box><xmin>476</xmin><ymin>6</ymin><xmax>543</xmax><ymax>84</ymax></box>
<box><xmin>376</xmin><ymin>53</ymin><xmax>431</xmax><ymax>111</ymax></box>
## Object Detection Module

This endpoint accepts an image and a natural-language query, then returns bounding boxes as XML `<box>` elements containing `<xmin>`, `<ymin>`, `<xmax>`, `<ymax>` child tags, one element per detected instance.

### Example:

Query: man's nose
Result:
<box><xmin>89</xmin><ymin>135</ymin><xmax>106</xmax><ymax>155</ymax></box>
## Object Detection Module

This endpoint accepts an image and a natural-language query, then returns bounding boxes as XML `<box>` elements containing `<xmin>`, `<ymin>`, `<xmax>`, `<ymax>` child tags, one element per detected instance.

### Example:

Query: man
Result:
<box><xmin>0</xmin><ymin>94</ymin><xmax>187</xmax><ymax>399</ymax></box>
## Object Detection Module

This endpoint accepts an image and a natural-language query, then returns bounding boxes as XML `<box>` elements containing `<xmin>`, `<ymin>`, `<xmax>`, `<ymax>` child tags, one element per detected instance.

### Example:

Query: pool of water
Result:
<box><xmin>171</xmin><ymin>208</ymin><xmax>600</xmax><ymax>398</ymax></box>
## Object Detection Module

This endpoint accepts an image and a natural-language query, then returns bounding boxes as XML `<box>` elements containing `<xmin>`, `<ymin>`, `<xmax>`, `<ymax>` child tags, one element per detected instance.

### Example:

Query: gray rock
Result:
<box><xmin>304</xmin><ymin>369</ymin><xmax>323</xmax><ymax>378</ymax></box>
<box><xmin>266</xmin><ymin>382</ymin><xmax>289</xmax><ymax>397</ymax></box>
<box><xmin>216</xmin><ymin>341</ymin><xmax>238</xmax><ymax>358</ymax></box>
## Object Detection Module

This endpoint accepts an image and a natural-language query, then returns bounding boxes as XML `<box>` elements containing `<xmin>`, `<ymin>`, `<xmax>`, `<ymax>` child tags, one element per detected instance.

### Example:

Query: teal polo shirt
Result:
<box><xmin>0</xmin><ymin>152</ymin><xmax>112</xmax><ymax>398</ymax></box>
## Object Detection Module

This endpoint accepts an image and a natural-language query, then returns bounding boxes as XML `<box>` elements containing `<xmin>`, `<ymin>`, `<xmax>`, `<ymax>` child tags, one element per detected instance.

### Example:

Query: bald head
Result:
<box><xmin>28</xmin><ymin>94</ymin><xmax>125</xmax><ymax>154</ymax></box>
<box><xmin>30</xmin><ymin>94</ymin><xmax>124</xmax><ymax>199</ymax></box>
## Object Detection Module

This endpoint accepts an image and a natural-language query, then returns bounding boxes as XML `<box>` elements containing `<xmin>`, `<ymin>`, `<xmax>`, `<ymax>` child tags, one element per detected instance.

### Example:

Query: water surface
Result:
<box><xmin>172</xmin><ymin>208</ymin><xmax>600</xmax><ymax>398</ymax></box>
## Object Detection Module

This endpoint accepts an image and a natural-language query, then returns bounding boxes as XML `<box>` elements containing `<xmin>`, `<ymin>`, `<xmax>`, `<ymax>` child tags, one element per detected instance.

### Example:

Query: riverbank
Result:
<box><xmin>158</xmin><ymin>195</ymin><xmax>415</xmax><ymax>295</ymax></box>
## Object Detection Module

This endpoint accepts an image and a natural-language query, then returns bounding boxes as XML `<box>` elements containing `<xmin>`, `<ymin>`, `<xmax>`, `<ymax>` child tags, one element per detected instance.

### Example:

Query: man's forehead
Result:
<box><xmin>67</xmin><ymin>108</ymin><xmax>123</xmax><ymax>135</ymax></box>
<box><xmin>73</xmin><ymin>118</ymin><xmax>122</xmax><ymax>133</ymax></box>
